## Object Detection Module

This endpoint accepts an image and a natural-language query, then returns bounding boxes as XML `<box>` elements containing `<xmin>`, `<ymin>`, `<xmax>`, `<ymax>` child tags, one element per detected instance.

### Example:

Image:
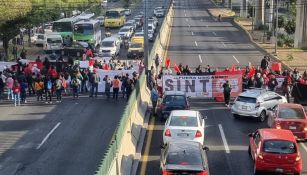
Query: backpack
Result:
<box><xmin>56</xmin><ymin>79</ymin><xmax>62</xmax><ymax>90</ymax></box>
<box><xmin>47</xmin><ymin>80</ymin><xmax>52</xmax><ymax>90</ymax></box>
<box><xmin>224</xmin><ymin>84</ymin><xmax>231</xmax><ymax>93</ymax></box>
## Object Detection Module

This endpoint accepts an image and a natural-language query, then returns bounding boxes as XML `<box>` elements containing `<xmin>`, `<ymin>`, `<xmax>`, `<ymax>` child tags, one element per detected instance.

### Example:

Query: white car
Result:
<box><xmin>149</xmin><ymin>17</ymin><xmax>158</xmax><ymax>28</ymax></box>
<box><xmin>96</xmin><ymin>16</ymin><xmax>105</xmax><ymax>26</ymax></box>
<box><xmin>124</xmin><ymin>20</ymin><xmax>137</xmax><ymax>32</ymax></box>
<box><xmin>148</xmin><ymin>25</ymin><xmax>155</xmax><ymax>41</ymax></box>
<box><xmin>153</xmin><ymin>7</ymin><xmax>163</xmax><ymax>14</ymax></box>
<box><xmin>31</xmin><ymin>33</ymin><xmax>45</xmax><ymax>46</ymax></box>
<box><xmin>231</xmin><ymin>89</ymin><xmax>288</xmax><ymax>122</ymax></box>
<box><xmin>154</xmin><ymin>9</ymin><xmax>165</xmax><ymax>17</ymax></box>
<box><xmin>118</xmin><ymin>26</ymin><xmax>133</xmax><ymax>39</ymax></box>
<box><xmin>163</xmin><ymin>110</ymin><xmax>206</xmax><ymax>145</ymax></box>
<box><xmin>124</xmin><ymin>9</ymin><xmax>131</xmax><ymax>16</ymax></box>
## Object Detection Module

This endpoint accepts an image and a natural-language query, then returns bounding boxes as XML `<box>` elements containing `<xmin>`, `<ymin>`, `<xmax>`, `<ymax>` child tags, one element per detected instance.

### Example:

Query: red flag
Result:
<box><xmin>248</xmin><ymin>66</ymin><xmax>255</xmax><ymax>78</ymax></box>
<box><xmin>231</xmin><ymin>64</ymin><xmax>236</xmax><ymax>71</ymax></box>
<box><xmin>89</xmin><ymin>60</ymin><xmax>94</xmax><ymax>66</ymax></box>
<box><xmin>165</xmin><ymin>58</ymin><xmax>171</xmax><ymax>67</ymax></box>
<box><xmin>104</xmin><ymin>64</ymin><xmax>109</xmax><ymax>70</ymax></box>
<box><xmin>174</xmin><ymin>63</ymin><xmax>180</xmax><ymax>73</ymax></box>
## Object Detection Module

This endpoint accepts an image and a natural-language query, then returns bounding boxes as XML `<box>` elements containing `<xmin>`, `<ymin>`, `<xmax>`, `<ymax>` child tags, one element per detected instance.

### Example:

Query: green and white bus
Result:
<box><xmin>52</xmin><ymin>17</ymin><xmax>80</xmax><ymax>38</ymax></box>
<box><xmin>73</xmin><ymin>20</ymin><xmax>101</xmax><ymax>47</ymax></box>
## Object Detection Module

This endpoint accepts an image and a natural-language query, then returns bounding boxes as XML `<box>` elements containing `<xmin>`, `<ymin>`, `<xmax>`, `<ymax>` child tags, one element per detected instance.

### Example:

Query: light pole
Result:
<box><xmin>144</xmin><ymin>0</ymin><xmax>149</xmax><ymax>72</ymax></box>
<box><xmin>274</xmin><ymin>0</ymin><xmax>279</xmax><ymax>55</ymax></box>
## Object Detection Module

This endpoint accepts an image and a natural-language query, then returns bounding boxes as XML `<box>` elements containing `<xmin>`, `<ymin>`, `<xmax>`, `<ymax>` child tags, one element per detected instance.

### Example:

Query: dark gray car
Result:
<box><xmin>160</xmin><ymin>141</ymin><xmax>210</xmax><ymax>175</ymax></box>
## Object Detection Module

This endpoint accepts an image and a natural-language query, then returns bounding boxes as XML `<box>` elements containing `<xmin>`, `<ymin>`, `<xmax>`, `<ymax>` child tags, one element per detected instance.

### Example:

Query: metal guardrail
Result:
<box><xmin>94</xmin><ymin>4</ymin><xmax>173</xmax><ymax>174</ymax></box>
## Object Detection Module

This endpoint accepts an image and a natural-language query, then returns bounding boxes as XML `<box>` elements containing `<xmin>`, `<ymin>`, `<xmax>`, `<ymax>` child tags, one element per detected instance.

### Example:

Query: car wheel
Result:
<box><xmin>294</xmin><ymin>173</ymin><xmax>301</xmax><ymax>175</ymax></box>
<box><xmin>258</xmin><ymin>111</ymin><xmax>266</xmax><ymax>122</ymax></box>
<box><xmin>233</xmin><ymin>114</ymin><xmax>240</xmax><ymax>119</ymax></box>
<box><xmin>248</xmin><ymin>146</ymin><xmax>251</xmax><ymax>156</ymax></box>
<box><xmin>253</xmin><ymin>163</ymin><xmax>261</xmax><ymax>175</ymax></box>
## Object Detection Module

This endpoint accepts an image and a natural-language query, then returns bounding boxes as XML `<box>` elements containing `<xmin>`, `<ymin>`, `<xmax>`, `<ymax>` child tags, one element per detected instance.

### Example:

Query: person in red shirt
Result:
<box><xmin>85</xmin><ymin>48</ymin><xmax>94</xmax><ymax>58</ymax></box>
<box><xmin>12</xmin><ymin>80</ymin><xmax>21</xmax><ymax>106</ymax></box>
<box><xmin>48</xmin><ymin>66</ymin><xmax>58</xmax><ymax>81</ymax></box>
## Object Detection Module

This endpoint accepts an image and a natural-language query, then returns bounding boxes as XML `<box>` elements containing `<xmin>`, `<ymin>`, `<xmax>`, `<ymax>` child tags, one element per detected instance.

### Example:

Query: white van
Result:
<box><xmin>99</xmin><ymin>36</ymin><xmax>121</xmax><ymax>56</ymax></box>
<box><xmin>44</xmin><ymin>32</ymin><xmax>63</xmax><ymax>53</ymax></box>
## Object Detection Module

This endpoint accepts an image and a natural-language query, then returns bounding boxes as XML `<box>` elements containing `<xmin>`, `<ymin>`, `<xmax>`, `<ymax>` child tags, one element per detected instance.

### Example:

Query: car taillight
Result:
<box><xmin>165</xmin><ymin>129</ymin><xmax>171</xmax><ymax>137</ymax></box>
<box><xmin>296</xmin><ymin>154</ymin><xmax>301</xmax><ymax>161</ymax></box>
<box><xmin>196</xmin><ymin>171</ymin><xmax>209</xmax><ymax>175</ymax></box>
<box><xmin>195</xmin><ymin>130</ymin><xmax>202</xmax><ymax>138</ymax></box>
<box><xmin>162</xmin><ymin>170</ymin><xmax>172</xmax><ymax>175</ymax></box>
<box><xmin>258</xmin><ymin>154</ymin><xmax>263</xmax><ymax>159</ymax></box>
<box><xmin>304</xmin><ymin>126</ymin><xmax>307</xmax><ymax>131</ymax></box>
<box><xmin>276</xmin><ymin>125</ymin><xmax>281</xmax><ymax>129</ymax></box>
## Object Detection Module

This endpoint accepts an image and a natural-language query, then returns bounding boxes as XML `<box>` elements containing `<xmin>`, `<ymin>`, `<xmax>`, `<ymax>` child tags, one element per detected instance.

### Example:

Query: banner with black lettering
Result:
<box><xmin>162</xmin><ymin>74</ymin><xmax>242</xmax><ymax>98</ymax></box>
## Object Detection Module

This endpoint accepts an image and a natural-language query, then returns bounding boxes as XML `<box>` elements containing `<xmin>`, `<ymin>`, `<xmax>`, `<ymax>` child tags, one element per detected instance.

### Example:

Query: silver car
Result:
<box><xmin>231</xmin><ymin>89</ymin><xmax>287</xmax><ymax>122</ymax></box>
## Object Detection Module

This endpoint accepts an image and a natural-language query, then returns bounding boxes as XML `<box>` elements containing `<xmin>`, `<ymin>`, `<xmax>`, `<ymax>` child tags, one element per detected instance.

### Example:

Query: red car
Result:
<box><xmin>267</xmin><ymin>103</ymin><xmax>307</xmax><ymax>140</ymax></box>
<box><xmin>248</xmin><ymin>129</ymin><xmax>302</xmax><ymax>175</ymax></box>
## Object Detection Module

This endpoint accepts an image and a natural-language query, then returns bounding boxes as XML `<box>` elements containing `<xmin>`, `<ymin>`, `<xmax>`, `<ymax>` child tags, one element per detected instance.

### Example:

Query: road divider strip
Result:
<box><xmin>36</xmin><ymin>122</ymin><xmax>61</xmax><ymax>149</ymax></box>
<box><xmin>300</xmin><ymin>143</ymin><xmax>307</xmax><ymax>153</ymax></box>
<box><xmin>195</xmin><ymin>41</ymin><xmax>198</xmax><ymax>47</ymax></box>
<box><xmin>198</xmin><ymin>55</ymin><xmax>202</xmax><ymax>63</ymax></box>
<box><xmin>232</xmin><ymin>55</ymin><xmax>239</xmax><ymax>63</ymax></box>
<box><xmin>218</xmin><ymin>124</ymin><xmax>230</xmax><ymax>154</ymax></box>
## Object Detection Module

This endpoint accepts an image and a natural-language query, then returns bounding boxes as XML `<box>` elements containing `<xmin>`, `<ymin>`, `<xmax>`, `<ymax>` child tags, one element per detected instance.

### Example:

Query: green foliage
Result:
<box><xmin>278</xmin><ymin>15</ymin><xmax>287</xmax><ymax>28</ymax></box>
<box><xmin>257</xmin><ymin>24</ymin><xmax>269</xmax><ymax>31</ymax></box>
<box><xmin>277</xmin><ymin>33</ymin><xmax>285</xmax><ymax>40</ymax></box>
<box><xmin>284</xmin><ymin>36</ymin><xmax>294</xmax><ymax>47</ymax></box>
<box><xmin>284</xmin><ymin>18</ymin><xmax>296</xmax><ymax>35</ymax></box>
<box><xmin>0</xmin><ymin>0</ymin><xmax>32</xmax><ymax>23</ymax></box>
<box><xmin>277</xmin><ymin>39</ymin><xmax>284</xmax><ymax>47</ymax></box>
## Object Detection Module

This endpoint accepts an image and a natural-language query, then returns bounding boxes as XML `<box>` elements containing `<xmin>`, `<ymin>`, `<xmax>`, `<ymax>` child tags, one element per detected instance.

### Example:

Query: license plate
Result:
<box><xmin>289</xmin><ymin>126</ymin><xmax>296</xmax><ymax>130</ymax></box>
<box><xmin>177</xmin><ymin>133</ymin><xmax>189</xmax><ymax>137</ymax></box>
<box><xmin>275</xmin><ymin>168</ymin><xmax>283</xmax><ymax>173</ymax></box>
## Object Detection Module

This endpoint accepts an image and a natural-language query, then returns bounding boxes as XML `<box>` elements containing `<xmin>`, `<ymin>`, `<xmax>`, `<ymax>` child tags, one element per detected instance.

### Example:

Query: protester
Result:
<box><xmin>55</xmin><ymin>76</ymin><xmax>63</xmax><ymax>102</ymax></box>
<box><xmin>0</xmin><ymin>72</ymin><xmax>4</xmax><ymax>101</ymax></box>
<box><xmin>260</xmin><ymin>56</ymin><xmax>269</xmax><ymax>70</ymax></box>
<box><xmin>222</xmin><ymin>80</ymin><xmax>232</xmax><ymax>107</ymax></box>
<box><xmin>150</xmin><ymin>85</ymin><xmax>159</xmax><ymax>115</ymax></box>
<box><xmin>44</xmin><ymin>76</ymin><xmax>53</xmax><ymax>103</ymax></box>
<box><xmin>71</xmin><ymin>76</ymin><xmax>80</xmax><ymax>99</ymax></box>
<box><xmin>6</xmin><ymin>75</ymin><xmax>14</xmax><ymax>100</ymax></box>
<box><xmin>20</xmin><ymin>80</ymin><xmax>28</xmax><ymax>103</ymax></box>
<box><xmin>35</xmin><ymin>78</ymin><xmax>44</xmax><ymax>101</ymax></box>
<box><xmin>89</xmin><ymin>69</ymin><xmax>100</xmax><ymax>98</ymax></box>
<box><xmin>112</xmin><ymin>75</ymin><xmax>120</xmax><ymax>101</ymax></box>
<box><xmin>126</xmin><ymin>79</ymin><xmax>133</xmax><ymax>101</ymax></box>
<box><xmin>103</xmin><ymin>75</ymin><xmax>112</xmax><ymax>99</ymax></box>
<box><xmin>12</xmin><ymin>80</ymin><xmax>21</xmax><ymax>106</ymax></box>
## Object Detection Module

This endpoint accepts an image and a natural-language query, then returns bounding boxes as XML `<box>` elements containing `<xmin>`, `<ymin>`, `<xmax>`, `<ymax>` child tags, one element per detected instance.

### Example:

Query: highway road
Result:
<box><xmin>0</xmin><ymin>1</ymin><xmax>168</xmax><ymax>175</ymax></box>
<box><xmin>137</xmin><ymin>0</ymin><xmax>307</xmax><ymax>174</ymax></box>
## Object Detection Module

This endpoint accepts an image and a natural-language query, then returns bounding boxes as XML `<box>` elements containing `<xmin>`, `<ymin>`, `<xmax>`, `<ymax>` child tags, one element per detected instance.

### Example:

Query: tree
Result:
<box><xmin>278</xmin><ymin>15</ymin><xmax>287</xmax><ymax>29</ymax></box>
<box><xmin>0</xmin><ymin>0</ymin><xmax>32</xmax><ymax>24</ymax></box>
<box><xmin>284</xmin><ymin>18</ymin><xmax>296</xmax><ymax>35</ymax></box>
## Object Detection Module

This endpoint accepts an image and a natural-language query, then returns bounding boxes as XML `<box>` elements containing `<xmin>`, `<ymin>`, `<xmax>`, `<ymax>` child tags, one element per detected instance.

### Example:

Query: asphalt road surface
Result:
<box><xmin>137</xmin><ymin>0</ymin><xmax>307</xmax><ymax>174</ymax></box>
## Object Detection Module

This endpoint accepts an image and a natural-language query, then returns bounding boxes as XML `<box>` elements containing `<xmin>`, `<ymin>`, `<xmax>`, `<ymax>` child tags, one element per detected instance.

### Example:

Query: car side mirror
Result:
<box><xmin>201</xmin><ymin>115</ymin><xmax>207</xmax><ymax>120</ymax></box>
<box><xmin>160</xmin><ymin>144</ymin><xmax>166</xmax><ymax>149</ymax></box>
<box><xmin>202</xmin><ymin>146</ymin><xmax>209</xmax><ymax>151</ymax></box>
<box><xmin>248</xmin><ymin>133</ymin><xmax>253</xmax><ymax>137</ymax></box>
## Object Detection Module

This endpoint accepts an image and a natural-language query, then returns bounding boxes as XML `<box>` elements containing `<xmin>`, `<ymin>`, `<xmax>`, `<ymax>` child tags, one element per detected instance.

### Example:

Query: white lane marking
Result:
<box><xmin>232</xmin><ymin>55</ymin><xmax>239</xmax><ymax>63</ymax></box>
<box><xmin>36</xmin><ymin>122</ymin><xmax>61</xmax><ymax>149</ymax></box>
<box><xmin>195</xmin><ymin>41</ymin><xmax>198</xmax><ymax>47</ymax></box>
<box><xmin>191</xmin><ymin>31</ymin><xmax>194</xmax><ymax>35</ymax></box>
<box><xmin>186</xmin><ymin>18</ymin><xmax>189</xmax><ymax>22</ymax></box>
<box><xmin>198</xmin><ymin>55</ymin><xmax>202</xmax><ymax>63</ymax></box>
<box><xmin>185</xmin><ymin>13</ymin><xmax>187</xmax><ymax>17</ymax></box>
<box><xmin>212</xmin><ymin>32</ymin><xmax>217</xmax><ymax>36</ymax></box>
<box><xmin>206</xmin><ymin>25</ymin><xmax>208</xmax><ymax>27</ymax></box>
<box><xmin>184</xmin><ymin>10</ymin><xmax>186</xmax><ymax>13</ymax></box>
<box><xmin>221</xmin><ymin>42</ymin><xmax>226</xmax><ymax>47</ymax></box>
<box><xmin>218</xmin><ymin>124</ymin><xmax>230</xmax><ymax>154</ymax></box>
<box><xmin>300</xmin><ymin>143</ymin><xmax>307</xmax><ymax>153</ymax></box>
<box><xmin>188</xmin><ymin>25</ymin><xmax>191</xmax><ymax>28</ymax></box>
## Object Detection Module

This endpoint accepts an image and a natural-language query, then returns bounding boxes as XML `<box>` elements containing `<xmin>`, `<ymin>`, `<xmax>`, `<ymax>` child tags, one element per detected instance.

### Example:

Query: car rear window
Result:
<box><xmin>263</xmin><ymin>140</ymin><xmax>296</xmax><ymax>154</ymax></box>
<box><xmin>279</xmin><ymin>108</ymin><xmax>306</xmax><ymax>119</ymax></box>
<box><xmin>236</xmin><ymin>96</ymin><xmax>256</xmax><ymax>103</ymax></box>
<box><xmin>166</xmin><ymin>150</ymin><xmax>203</xmax><ymax>166</ymax></box>
<box><xmin>170</xmin><ymin>116</ymin><xmax>198</xmax><ymax>127</ymax></box>
<box><xmin>163</xmin><ymin>95</ymin><xmax>186</xmax><ymax>105</ymax></box>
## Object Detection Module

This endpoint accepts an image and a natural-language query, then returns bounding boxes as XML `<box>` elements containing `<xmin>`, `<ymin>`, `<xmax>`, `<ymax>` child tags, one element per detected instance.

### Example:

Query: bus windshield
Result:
<box><xmin>74</xmin><ymin>24</ymin><xmax>93</xmax><ymax>35</ymax></box>
<box><xmin>53</xmin><ymin>22</ymin><xmax>72</xmax><ymax>32</ymax></box>
<box><xmin>106</xmin><ymin>11</ymin><xmax>120</xmax><ymax>18</ymax></box>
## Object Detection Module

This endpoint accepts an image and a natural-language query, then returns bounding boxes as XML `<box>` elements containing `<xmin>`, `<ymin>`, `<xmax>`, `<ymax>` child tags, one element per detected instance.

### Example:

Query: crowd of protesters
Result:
<box><xmin>150</xmin><ymin>54</ymin><xmax>307</xmax><ymax>103</ymax></box>
<box><xmin>0</xmin><ymin>56</ymin><xmax>143</xmax><ymax>106</ymax></box>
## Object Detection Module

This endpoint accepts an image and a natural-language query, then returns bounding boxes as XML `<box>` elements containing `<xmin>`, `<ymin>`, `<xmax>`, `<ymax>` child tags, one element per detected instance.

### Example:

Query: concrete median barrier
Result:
<box><xmin>95</xmin><ymin>3</ymin><xmax>174</xmax><ymax>175</ymax></box>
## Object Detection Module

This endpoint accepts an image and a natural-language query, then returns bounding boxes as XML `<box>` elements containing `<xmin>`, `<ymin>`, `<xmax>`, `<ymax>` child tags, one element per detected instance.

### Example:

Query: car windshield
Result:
<box><xmin>279</xmin><ymin>108</ymin><xmax>306</xmax><ymax>119</ymax></box>
<box><xmin>163</xmin><ymin>95</ymin><xmax>186</xmax><ymax>105</ymax></box>
<box><xmin>74</xmin><ymin>24</ymin><xmax>93</xmax><ymax>35</ymax></box>
<box><xmin>130</xmin><ymin>43</ymin><xmax>142</xmax><ymax>48</ymax></box>
<box><xmin>47</xmin><ymin>38</ymin><xmax>62</xmax><ymax>43</ymax></box>
<box><xmin>170</xmin><ymin>116</ymin><xmax>198</xmax><ymax>127</ymax></box>
<box><xmin>166</xmin><ymin>148</ymin><xmax>203</xmax><ymax>166</ymax></box>
<box><xmin>236</xmin><ymin>96</ymin><xmax>256</xmax><ymax>103</ymax></box>
<box><xmin>135</xmin><ymin>33</ymin><xmax>143</xmax><ymax>36</ymax></box>
<box><xmin>37</xmin><ymin>35</ymin><xmax>44</xmax><ymax>39</ymax></box>
<box><xmin>102</xmin><ymin>41</ymin><xmax>114</xmax><ymax>47</ymax></box>
<box><xmin>120</xmin><ymin>28</ymin><xmax>130</xmax><ymax>32</ymax></box>
<box><xmin>106</xmin><ymin>11</ymin><xmax>120</xmax><ymax>18</ymax></box>
<box><xmin>263</xmin><ymin>140</ymin><xmax>296</xmax><ymax>154</ymax></box>
<box><xmin>53</xmin><ymin>22</ymin><xmax>72</xmax><ymax>32</ymax></box>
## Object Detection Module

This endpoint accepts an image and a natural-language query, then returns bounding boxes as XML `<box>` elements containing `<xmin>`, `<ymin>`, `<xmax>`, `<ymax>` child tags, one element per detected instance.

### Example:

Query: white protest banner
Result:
<box><xmin>96</xmin><ymin>69</ymin><xmax>135</xmax><ymax>92</ymax></box>
<box><xmin>79</xmin><ymin>61</ymin><xmax>89</xmax><ymax>68</ymax></box>
<box><xmin>162</xmin><ymin>74</ymin><xmax>242</xmax><ymax>98</ymax></box>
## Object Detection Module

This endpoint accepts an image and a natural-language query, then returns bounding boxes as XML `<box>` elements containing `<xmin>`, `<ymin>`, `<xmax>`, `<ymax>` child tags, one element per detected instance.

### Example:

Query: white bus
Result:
<box><xmin>73</xmin><ymin>20</ymin><xmax>101</xmax><ymax>47</ymax></box>
<box><xmin>75</xmin><ymin>13</ymin><xmax>95</xmax><ymax>20</ymax></box>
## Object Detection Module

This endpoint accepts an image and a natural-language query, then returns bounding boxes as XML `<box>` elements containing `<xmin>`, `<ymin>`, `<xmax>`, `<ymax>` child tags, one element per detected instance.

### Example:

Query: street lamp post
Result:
<box><xmin>144</xmin><ymin>0</ymin><xmax>149</xmax><ymax>74</ymax></box>
<box><xmin>274</xmin><ymin>0</ymin><xmax>279</xmax><ymax>55</ymax></box>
